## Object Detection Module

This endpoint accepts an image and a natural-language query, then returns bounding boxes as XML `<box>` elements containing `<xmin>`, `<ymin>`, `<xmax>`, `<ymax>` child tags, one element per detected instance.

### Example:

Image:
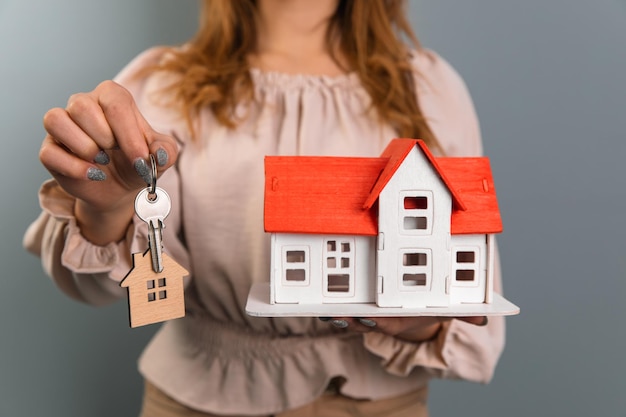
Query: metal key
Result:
<box><xmin>134</xmin><ymin>186</ymin><xmax>171</xmax><ymax>273</ymax></box>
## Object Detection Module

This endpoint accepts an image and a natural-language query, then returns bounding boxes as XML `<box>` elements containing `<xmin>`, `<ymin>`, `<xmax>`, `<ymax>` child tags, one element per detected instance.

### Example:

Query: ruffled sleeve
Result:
<box><xmin>362</xmin><ymin>258</ymin><xmax>505</xmax><ymax>382</ymax></box>
<box><xmin>23</xmin><ymin>179</ymin><xmax>135</xmax><ymax>305</ymax></box>
<box><xmin>361</xmin><ymin>49</ymin><xmax>505</xmax><ymax>383</ymax></box>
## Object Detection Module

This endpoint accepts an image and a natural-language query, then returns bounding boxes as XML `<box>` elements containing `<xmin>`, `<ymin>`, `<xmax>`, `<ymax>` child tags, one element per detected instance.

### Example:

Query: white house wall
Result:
<box><xmin>376</xmin><ymin>148</ymin><xmax>453</xmax><ymax>308</ymax></box>
<box><xmin>271</xmin><ymin>233</ymin><xmax>377</xmax><ymax>304</ymax></box>
<box><xmin>449</xmin><ymin>234</ymin><xmax>488</xmax><ymax>304</ymax></box>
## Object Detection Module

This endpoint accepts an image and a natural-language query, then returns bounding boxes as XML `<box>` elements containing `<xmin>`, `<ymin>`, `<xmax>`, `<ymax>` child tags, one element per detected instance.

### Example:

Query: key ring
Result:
<box><xmin>148</xmin><ymin>154</ymin><xmax>158</xmax><ymax>196</ymax></box>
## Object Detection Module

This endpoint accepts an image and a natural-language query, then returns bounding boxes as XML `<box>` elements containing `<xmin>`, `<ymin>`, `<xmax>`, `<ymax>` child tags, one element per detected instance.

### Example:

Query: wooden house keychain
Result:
<box><xmin>120</xmin><ymin>155</ymin><xmax>188</xmax><ymax>328</ymax></box>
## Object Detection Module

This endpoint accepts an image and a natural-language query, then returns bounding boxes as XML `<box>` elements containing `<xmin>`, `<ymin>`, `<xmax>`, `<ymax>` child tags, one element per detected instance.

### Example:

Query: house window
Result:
<box><xmin>457</xmin><ymin>251</ymin><xmax>475</xmax><ymax>263</ymax></box>
<box><xmin>327</xmin><ymin>274</ymin><xmax>350</xmax><ymax>292</ymax></box>
<box><xmin>453</xmin><ymin>248</ymin><xmax>480</xmax><ymax>286</ymax></box>
<box><xmin>323</xmin><ymin>238</ymin><xmax>355</xmax><ymax>296</ymax></box>
<box><xmin>282</xmin><ymin>246</ymin><xmax>310</xmax><ymax>286</ymax></box>
<box><xmin>147</xmin><ymin>277</ymin><xmax>167</xmax><ymax>302</ymax></box>
<box><xmin>399</xmin><ymin>191</ymin><xmax>433</xmax><ymax>234</ymax></box>
<box><xmin>399</xmin><ymin>249</ymin><xmax>431</xmax><ymax>290</ymax></box>
<box><xmin>456</xmin><ymin>270</ymin><xmax>475</xmax><ymax>281</ymax></box>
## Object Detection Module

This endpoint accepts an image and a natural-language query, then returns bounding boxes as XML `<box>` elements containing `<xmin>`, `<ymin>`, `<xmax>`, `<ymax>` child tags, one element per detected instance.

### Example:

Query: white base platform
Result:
<box><xmin>246</xmin><ymin>283</ymin><xmax>520</xmax><ymax>317</ymax></box>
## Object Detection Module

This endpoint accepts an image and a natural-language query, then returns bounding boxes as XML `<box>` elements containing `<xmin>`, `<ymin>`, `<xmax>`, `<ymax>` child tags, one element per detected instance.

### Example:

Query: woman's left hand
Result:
<box><xmin>320</xmin><ymin>316</ymin><xmax>488</xmax><ymax>343</ymax></box>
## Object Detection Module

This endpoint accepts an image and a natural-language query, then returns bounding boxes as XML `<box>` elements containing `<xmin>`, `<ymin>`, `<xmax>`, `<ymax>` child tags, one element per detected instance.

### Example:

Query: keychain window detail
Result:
<box><xmin>147</xmin><ymin>278</ymin><xmax>168</xmax><ymax>302</ymax></box>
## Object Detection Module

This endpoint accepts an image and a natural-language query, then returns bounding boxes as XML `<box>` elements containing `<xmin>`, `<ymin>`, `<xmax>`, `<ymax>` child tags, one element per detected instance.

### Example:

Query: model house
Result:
<box><xmin>120</xmin><ymin>250</ymin><xmax>188</xmax><ymax>327</ymax></box>
<box><xmin>263</xmin><ymin>138</ymin><xmax>503</xmax><ymax>310</ymax></box>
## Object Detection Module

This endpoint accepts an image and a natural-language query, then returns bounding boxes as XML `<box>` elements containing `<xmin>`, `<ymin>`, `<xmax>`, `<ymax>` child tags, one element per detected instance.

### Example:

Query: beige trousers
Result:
<box><xmin>139</xmin><ymin>380</ymin><xmax>428</xmax><ymax>417</ymax></box>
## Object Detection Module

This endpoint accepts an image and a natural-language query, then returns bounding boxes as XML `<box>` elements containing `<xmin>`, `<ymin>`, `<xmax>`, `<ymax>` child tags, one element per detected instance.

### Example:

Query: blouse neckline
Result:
<box><xmin>249</xmin><ymin>67</ymin><xmax>361</xmax><ymax>89</ymax></box>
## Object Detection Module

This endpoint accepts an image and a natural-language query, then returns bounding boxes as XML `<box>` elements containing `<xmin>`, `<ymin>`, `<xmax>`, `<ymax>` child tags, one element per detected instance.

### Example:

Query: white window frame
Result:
<box><xmin>452</xmin><ymin>246</ymin><xmax>480</xmax><ymax>287</ymax></box>
<box><xmin>282</xmin><ymin>246</ymin><xmax>310</xmax><ymax>286</ymax></box>
<box><xmin>147</xmin><ymin>277</ymin><xmax>167</xmax><ymax>302</ymax></box>
<box><xmin>399</xmin><ymin>190</ymin><xmax>433</xmax><ymax>235</ymax></box>
<box><xmin>398</xmin><ymin>248</ymin><xmax>432</xmax><ymax>291</ymax></box>
<box><xmin>323</xmin><ymin>238</ymin><xmax>355</xmax><ymax>297</ymax></box>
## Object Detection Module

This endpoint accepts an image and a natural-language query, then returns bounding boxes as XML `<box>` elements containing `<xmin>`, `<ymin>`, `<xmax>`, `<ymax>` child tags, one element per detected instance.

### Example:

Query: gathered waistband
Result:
<box><xmin>178</xmin><ymin>315</ymin><xmax>359</xmax><ymax>360</ymax></box>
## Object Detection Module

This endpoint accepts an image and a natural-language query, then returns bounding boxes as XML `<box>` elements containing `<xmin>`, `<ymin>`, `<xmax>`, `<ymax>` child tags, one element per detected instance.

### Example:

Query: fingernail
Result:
<box><xmin>156</xmin><ymin>148</ymin><xmax>168</xmax><ymax>167</ymax></box>
<box><xmin>331</xmin><ymin>320</ymin><xmax>349</xmax><ymax>329</ymax></box>
<box><xmin>87</xmin><ymin>167</ymin><xmax>106</xmax><ymax>181</ymax></box>
<box><xmin>318</xmin><ymin>317</ymin><xmax>332</xmax><ymax>322</ymax></box>
<box><xmin>94</xmin><ymin>150</ymin><xmax>110</xmax><ymax>165</ymax></box>
<box><xmin>357</xmin><ymin>319</ymin><xmax>377</xmax><ymax>328</ymax></box>
<box><xmin>134</xmin><ymin>158</ymin><xmax>152</xmax><ymax>184</ymax></box>
<box><xmin>480</xmin><ymin>317</ymin><xmax>489</xmax><ymax>326</ymax></box>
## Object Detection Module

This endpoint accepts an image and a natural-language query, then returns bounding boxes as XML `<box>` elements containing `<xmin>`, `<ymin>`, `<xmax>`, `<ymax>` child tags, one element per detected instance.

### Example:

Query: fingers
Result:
<box><xmin>318</xmin><ymin>315</ymin><xmax>490</xmax><ymax>340</ymax></box>
<box><xmin>40</xmin><ymin>135</ymin><xmax>105</xmax><ymax>181</ymax></box>
<box><xmin>318</xmin><ymin>317</ymin><xmax>381</xmax><ymax>333</ymax></box>
<box><xmin>66</xmin><ymin>92</ymin><xmax>116</xmax><ymax>150</ymax></box>
<box><xmin>42</xmin><ymin>80</ymin><xmax>178</xmax><ymax>186</ymax></box>
<box><xmin>95</xmin><ymin>80</ymin><xmax>150</xmax><ymax>164</ymax></box>
<box><xmin>43</xmin><ymin>107</ymin><xmax>106</xmax><ymax>167</ymax></box>
<box><xmin>93</xmin><ymin>81</ymin><xmax>178</xmax><ymax>178</ymax></box>
<box><xmin>148</xmin><ymin>131</ymin><xmax>178</xmax><ymax>170</ymax></box>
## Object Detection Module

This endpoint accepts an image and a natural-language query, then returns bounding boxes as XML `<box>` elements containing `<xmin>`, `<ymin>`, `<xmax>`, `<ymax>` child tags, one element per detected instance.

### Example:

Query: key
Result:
<box><xmin>134</xmin><ymin>186</ymin><xmax>171</xmax><ymax>273</ymax></box>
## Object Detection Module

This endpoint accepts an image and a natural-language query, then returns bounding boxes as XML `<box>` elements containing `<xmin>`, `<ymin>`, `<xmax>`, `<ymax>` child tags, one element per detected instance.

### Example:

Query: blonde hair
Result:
<box><xmin>153</xmin><ymin>0</ymin><xmax>438</xmax><ymax>149</ymax></box>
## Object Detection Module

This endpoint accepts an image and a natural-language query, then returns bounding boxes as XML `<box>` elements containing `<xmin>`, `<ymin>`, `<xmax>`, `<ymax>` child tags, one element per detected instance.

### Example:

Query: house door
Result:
<box><xmin>322</xmin><ymin>238</ymin><xmax>355</xmax><ymax>299</ymax></box>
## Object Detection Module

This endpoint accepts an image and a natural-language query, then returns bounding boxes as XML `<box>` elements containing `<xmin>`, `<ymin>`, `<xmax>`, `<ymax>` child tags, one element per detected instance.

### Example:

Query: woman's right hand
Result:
<box><xmin>40</xmin><ymin>80</ymin><xmax>179</xmax><ymax>244</ymax></box>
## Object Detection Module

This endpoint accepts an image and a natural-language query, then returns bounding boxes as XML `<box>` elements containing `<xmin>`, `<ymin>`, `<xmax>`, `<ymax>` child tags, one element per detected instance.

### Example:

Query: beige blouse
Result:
<box><xmin>24</xmin><ymin>47</ymin><xmax>505</xmax><ymax>415</ymax></box>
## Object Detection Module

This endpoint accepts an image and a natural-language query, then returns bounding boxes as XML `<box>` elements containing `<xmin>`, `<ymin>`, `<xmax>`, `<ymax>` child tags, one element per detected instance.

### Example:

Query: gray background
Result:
<box><xmin>1</xmin><ymin>0</ymin><xmax>625</xmax><ymax>416</ymax></box>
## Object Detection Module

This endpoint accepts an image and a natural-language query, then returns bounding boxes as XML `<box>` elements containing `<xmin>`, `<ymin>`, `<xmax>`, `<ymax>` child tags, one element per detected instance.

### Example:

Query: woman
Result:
<box><xmin>25</xmin><ymin>1</ymin><xmax>505</xmax><ymax>415</ymax></box>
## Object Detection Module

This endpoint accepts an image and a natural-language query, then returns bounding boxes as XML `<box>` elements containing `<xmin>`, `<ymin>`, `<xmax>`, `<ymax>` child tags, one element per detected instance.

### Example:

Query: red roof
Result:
<box><xmin>264</xmin><ymin>139</ymin><xmax>502</xmax><ymax>236</ymax></box>
<box><xmin>438</xmin><ymin>157</ymin><xmax>503</xmax><ymax>234</ymax></box>
<box><xmin>363</xmin><ymin>139</ymin><xmax>466</xmax><ymax>210</ymax></box>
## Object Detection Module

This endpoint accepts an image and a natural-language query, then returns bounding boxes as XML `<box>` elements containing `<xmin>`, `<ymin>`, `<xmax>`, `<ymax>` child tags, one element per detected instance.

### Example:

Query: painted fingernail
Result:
<box><xmin>134</xmin><ymin>158</ymin><xmax>152</xmax><ymax>184</ymax></box>
<box><xmin>318</xmin><ymin>317</ymin><xmax>332</xmax><ymax>322</ymax></box>
<box><xmin>331</xmin><ymin>320</ymin><xmax>349</xmax><ymax>329</ymax></box>
<box><xmin>357</xmin><ymin>319</ymin><xmax>377</xmax><ymax>328</ymax></box>
<box><xmin>480</xmin><ymin>317</ymin><xmax>489</xmax><ymax>326</ymax></box>
<box><xmin>156</xmin><ymin>148</ymin><xmax>168</xmax><ymax>167</ymax></box>
<box><xmin>87</xmin><ymin>167</ymin><xmax>106</xmax><ymax>181</ymax></box>
<box><xmin>94</xmin><ymin>150</ymin><xmax>110</xmax><ymax>165</ymax></box>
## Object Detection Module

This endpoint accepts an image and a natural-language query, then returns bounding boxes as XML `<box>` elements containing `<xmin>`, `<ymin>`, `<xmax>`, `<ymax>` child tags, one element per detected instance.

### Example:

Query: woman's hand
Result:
<box><xmin>321</xmin><ymin>316</ymin><xmax>488</xmax><ymax>343</ymax></box>
<box><xmin>40</xmin><ymin>80</ymin><xmax>179</xmax><ymax>244</ymax></box>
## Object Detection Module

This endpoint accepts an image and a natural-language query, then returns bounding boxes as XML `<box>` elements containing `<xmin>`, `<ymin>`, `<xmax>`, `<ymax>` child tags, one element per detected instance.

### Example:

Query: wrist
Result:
<box><xmin>75</xmin><ymin>197</ymin><xmax>135</xmax><ymax>245</ymax></box>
